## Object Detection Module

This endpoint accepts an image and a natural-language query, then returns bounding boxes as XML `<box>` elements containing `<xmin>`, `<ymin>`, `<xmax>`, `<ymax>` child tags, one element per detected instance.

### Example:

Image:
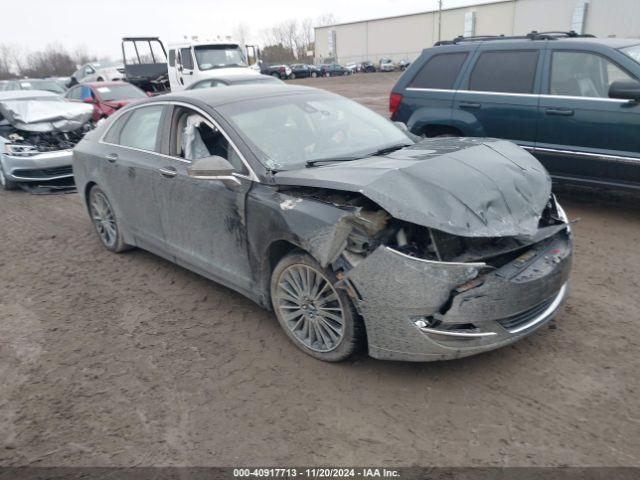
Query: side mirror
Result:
<box><xmin>187</xmin><ymin>156</ymin><xmax>239</xmax><ymax>184</ymax></box>
<box><xmin>83</xmin><ymin>97</ymin><xmax>95</xmax><ymax>104</ymax></box>
<box><xmin>609</xmin><ymin>80</ymin><xmax>640</xmax><ymax>102</ymax></box>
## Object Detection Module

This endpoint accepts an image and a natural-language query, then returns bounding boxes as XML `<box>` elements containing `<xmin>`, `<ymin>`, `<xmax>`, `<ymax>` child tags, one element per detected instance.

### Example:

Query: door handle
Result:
<box><xmin>158</xmin><ymin>166</ymin><xmax>177</xmax><ymax>178</ymax></box>
<box><xmin>459</xmin><ymin>102</ymin><xmax>481</xmax><ymax>109</ymax></box>
<box><xmin>105</xmin><ymin>153</ymin><xmax>118</xmax><ymax>163</ymax></box>
<box><xmin>545</xmin><ymin>108</ymin><xmax>574</xmax><ymax>116</ymax></box>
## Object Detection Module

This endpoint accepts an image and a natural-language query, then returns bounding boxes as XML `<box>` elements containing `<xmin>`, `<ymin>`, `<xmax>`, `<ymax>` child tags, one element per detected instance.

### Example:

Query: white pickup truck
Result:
<box><xmin>167</xmin><ymin>40</ymin><xmax>261</xmax><ymax>91</ymax></box>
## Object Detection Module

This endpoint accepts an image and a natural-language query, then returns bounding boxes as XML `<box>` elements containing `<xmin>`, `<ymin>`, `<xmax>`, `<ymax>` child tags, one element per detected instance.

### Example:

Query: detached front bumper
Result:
<box><xmin>2</xmin><ymin>150</ymin><xmax>74</xmax><ymax>183</ymax></box>
<box><xmin>344</xmin><ymin>229</ymin><xmax>572</xmax><ymax>361</ymax></box>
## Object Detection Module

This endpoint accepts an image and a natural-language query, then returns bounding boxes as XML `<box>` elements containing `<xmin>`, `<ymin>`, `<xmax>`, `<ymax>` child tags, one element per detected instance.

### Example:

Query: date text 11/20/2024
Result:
<box><xmin>233</xmin><ymin>468</ymin><xmax>400</xmax><ymax>478</ymax></box>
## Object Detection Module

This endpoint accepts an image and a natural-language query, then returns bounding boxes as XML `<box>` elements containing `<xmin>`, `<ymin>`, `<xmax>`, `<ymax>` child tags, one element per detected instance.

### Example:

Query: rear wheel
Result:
<box><xmin>0</xmin><ymin>164</ymin><xmax>18</xmax><ymax>191</ymax></box>
<box><xmin>271</xmin><ymin>252</ymin><xmax>362</xmax><ymax>362</ymax></box>
<box><xmin>88</xmin><ymin>185</ymin><xmax>130</xmax><ymax>253</ymax></box>
<box><xmin>289</xmin><ymin>73</ymin><xmax>296</xmax><ymax>79</ymax></box>
<box><xmin>324</xmin><ymin>72</ymin><xmax>330</xmax><ymax>78</ymax></box>
<box><xmin>311</xmin><ymin>71</ymin><xmax>318</xmax><ymax>78</ymax></box>
<box><xmin>271</xmin><ymin>72</ymin><xmax>280</xmax><ymax>78</ymax></box>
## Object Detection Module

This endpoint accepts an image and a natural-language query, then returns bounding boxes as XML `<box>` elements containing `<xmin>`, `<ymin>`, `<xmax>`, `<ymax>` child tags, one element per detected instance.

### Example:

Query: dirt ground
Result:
<box><xmin>1</xmin><ymin>72</ymin><xmax>640</xmax><ymax>468</ymax></box>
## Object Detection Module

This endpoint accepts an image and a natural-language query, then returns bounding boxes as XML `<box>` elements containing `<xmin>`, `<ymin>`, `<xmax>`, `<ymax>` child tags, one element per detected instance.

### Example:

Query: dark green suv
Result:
<box><xmin>390</xmin><ymin>32</ymin><xmax>640</xmax><ymax>190</ymax></box>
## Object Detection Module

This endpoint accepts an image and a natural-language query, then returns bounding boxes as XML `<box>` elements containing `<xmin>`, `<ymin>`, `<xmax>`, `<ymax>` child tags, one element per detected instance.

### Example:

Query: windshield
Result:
<box><xmin>621</xmin><ymin>44</ymin><xmax>640</xmax><ymax>64</ymax></box>
<box><xmin>95</xmin><ymin>84</ymin><xmax>146</xmax><ymax>101</ymax></box>
<box><xmin>219</xmin><ymin>92</ymin><xmax>412</xmax><ymax>171</ymax></box>
<box><xmin>20</xmin><ymin>80</ymin><xmax>65</xmax><ymax>94</ymax></box>
<box><xmin>194</xmin><ymin>45</ymin><xmax>247</xmax><ymax>71</ymax></box>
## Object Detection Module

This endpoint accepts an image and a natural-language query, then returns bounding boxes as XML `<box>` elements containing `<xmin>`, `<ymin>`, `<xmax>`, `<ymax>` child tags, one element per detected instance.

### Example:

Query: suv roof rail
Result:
<box><xmin>434</xmin><ymin>30</ymin><xmax>596</xmax><ymax>46</ymax></box>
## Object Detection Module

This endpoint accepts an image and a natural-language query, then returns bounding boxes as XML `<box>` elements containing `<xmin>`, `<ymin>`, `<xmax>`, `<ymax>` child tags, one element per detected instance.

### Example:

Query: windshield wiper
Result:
<box><xmin>305</xmin><ymin>143</ymin><xmax>410</xmax><ymax>167</ymax></box>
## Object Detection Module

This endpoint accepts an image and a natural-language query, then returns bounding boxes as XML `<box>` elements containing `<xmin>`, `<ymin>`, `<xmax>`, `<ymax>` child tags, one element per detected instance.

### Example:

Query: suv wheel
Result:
<box><xmin>311</xmin><ymin>71</ymin><xmax>318</xmax><ymax>78</ymax></box>
<box><xmin>271</xmin><ymin>252</ymin><xmax>362</xmax><ymax>362</ymax></box>
<box><xmin>271</xmin><ymin>72</ymin><xmax>280</xmax><ymax>78</ymax></box>
<box><xmin>88</xmin><ymin>185</ymin><xmax>130</xmax><ymax>253</ymax></box>
<box><xmin>0</xmin><ymin>164</ymin><xmax>18</xmax><ymax>191</ymax></box>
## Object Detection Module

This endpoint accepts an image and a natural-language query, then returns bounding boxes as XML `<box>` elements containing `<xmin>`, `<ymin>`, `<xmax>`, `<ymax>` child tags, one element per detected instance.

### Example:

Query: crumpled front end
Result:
<box><xmin>344</xmin><ymin>233</ymin><xmax>571</xmax><ymax>361</ymax></box>
<box><xmin>276</xmin><ymin>186</ymin><xmax>573</xmax><ymax>362</ymax></box>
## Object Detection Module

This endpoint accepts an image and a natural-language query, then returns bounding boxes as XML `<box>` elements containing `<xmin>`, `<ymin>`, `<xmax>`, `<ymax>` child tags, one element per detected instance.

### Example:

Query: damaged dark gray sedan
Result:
<box><xmin>73</xmin><ymin>85</ymin><xmax>572</xmax><ymax>362</ymax></box>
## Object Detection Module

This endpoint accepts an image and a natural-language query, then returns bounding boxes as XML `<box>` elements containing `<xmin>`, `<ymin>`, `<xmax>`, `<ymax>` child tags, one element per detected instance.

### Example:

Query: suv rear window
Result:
<box><xmin>409</xmin><ymin>53</ymin><xmax>468</xmax><ymax>89</ymax></box>
<box><xmin>469</xmin><ymin>50</ymin><xmax>539</xmax><ymax>93</ymax></box>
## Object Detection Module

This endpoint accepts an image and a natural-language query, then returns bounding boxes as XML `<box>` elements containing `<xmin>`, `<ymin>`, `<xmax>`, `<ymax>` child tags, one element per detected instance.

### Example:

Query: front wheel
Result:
<box><xmin>289</xmin><ymin>73</ymin><xmax>296</xmax><ymax>79</ymax></box>
<box><xmin>0</xmin><ymin>164</ymin><xmax>18</xmax><ymax>191</ymax></box>
<box><xmin>271</xmin><ymin>252</ymin><xmax>362</xmax><ymax>362</ymax></box>
<box><xmin>271</xmin><ymin>72</ymin><xmax>280</xmax><ymax>78</ymax></box>
<box><xmin>311</xmin><ymin>71</ymin><xmax>318</xmax><ymax>78</ymax></box>
<box><xmin>88</xmin><ymin>185</ymin><xmax>130</xmax><ymax>253</ymax></box>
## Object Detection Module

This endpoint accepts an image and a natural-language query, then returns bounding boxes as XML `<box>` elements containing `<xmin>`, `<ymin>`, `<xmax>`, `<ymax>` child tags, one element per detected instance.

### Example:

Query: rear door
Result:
<box><xmin>398</xmin><ymin>47</ymin><xmax>474</xmax><ymax>132</ymax></box>
<box><xmin>98</xmin><ymin>104</ymin><xmax>168</xmax><ymax>252</ymax></box>
<box><xmin>454</xmin><ymin>45</ymin><xmax>544</xmax><ymax>148</ymax></box>
<box><xmin>536</xmin><ymin>46</ymin><xmax>640</xmax><ymax>187</ymax></box>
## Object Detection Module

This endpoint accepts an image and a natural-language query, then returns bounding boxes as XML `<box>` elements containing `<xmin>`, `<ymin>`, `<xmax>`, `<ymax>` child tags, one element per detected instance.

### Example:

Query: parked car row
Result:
<box><xmin>259</xmin><ymin>58</ymin><xmax>412</xmax><ymax>80</ymax></box>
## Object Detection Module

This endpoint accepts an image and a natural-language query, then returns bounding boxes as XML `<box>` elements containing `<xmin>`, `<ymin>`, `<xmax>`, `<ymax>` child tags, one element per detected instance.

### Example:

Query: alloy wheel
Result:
<box><xmin>275</xmin><ymin>264</ymin><xmax>345</xmax><ymax>352</ymax></box>
<box><xmin>90</xmin><ymin>190</ymin><xmax>117</xmax><ymax>248</ymax></box>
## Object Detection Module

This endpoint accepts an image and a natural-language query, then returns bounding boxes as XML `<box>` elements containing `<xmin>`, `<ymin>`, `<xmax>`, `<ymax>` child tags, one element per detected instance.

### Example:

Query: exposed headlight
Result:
<box><xmin>554</xmin><ymin>197</ymin><xmax>571</xmax><ymax>233</ymax></box>
<box><xmin>4</xmin><ymin>144</ymin><xmax>39</xmax><ymax>157</ymax></box>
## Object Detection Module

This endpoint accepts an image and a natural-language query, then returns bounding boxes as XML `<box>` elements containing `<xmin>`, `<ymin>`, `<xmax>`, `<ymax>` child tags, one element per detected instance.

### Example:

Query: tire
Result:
<box><xmin>324</xmin><ymin>72</ymin><xmax>330</xmax><ymax>78</ymax></box>
<box><xmin>271</xmin><ymin>252</ymin><xmax>363</xmax><ymax>362</ymax></box>
<box><xmin>271</xmin><ymin>72</ymin><xmax>280</xmax><ymax>78</ymax></box>
<box><xmin>0</xmin><ymin>164</ymin><xmax>18</xmax><ymax>191</ymax></box>
<box><xmin>96</xmin><ymin>77</ymin><xmax>104</xmax><ymax>82</ymax></box>
<box><xmin>311</xmin><ymin>71</ymin><xmax>318</xmax><ymax>78</ymax></box>
<box><xmin>87</xmin><ymin>185</ymin><xmax>130</xmax><ymax>253</ymax></box>
<box><xmin>289</xmin><ymin>73</ymin><xmax>296</xmax><ymax>79</ymax></box>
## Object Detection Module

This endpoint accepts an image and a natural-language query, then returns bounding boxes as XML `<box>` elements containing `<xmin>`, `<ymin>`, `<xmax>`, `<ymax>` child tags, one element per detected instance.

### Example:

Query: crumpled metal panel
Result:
<box><xmin>0</xmin><ymin>91</ymin><xmax>93</xmax><ymax>132</ymax></box>
<box><xmin>273</xmin><ymin>138</ymin><xmax>551</xmax><ymax>238</ymax></box>
<box><xmin>344</xmin><ymin>246</ymin><xmax>483</xmax><ymax>358</ymax></box>
<box><xmin>440</xmin><ymin>233</ymin><xmax>572</xmax><ymax>324</ymax></box>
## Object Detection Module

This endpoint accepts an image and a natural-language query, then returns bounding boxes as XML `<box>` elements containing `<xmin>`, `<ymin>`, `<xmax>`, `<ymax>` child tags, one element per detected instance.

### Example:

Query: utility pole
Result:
<box><xmin>438</xmin><ymin>0</ymin><xmax>443</xmax><ymax>42</ymax></box>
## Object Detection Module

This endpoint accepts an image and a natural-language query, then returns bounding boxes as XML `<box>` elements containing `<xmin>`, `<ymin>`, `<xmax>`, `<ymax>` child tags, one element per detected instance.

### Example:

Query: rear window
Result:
<box><xmin>409</xmin><ymin>52</ymin><xmax>468</xmax><ymax>89</ymax></box>
<box><xmin>469</xmin><ymin>50</ymin><xmax>539</xmax><ymax>94</ymax></box>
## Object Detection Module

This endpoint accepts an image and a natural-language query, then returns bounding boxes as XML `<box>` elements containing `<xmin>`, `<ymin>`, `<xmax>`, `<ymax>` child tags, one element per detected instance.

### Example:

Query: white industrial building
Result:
<box><xmin>314</xmin><ymin>0</ymin><xmax>640</xmax><ymax>65</ymax></box>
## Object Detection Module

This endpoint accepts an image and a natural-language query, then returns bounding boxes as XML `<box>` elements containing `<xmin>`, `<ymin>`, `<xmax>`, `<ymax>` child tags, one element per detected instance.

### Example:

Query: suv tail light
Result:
<box><xmin>389</xmin><ymin>92</ymin><xmax>403</xmax><ymax>118</ymax></box>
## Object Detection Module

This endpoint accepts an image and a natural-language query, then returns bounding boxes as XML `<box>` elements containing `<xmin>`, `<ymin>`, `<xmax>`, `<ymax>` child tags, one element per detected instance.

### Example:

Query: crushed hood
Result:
<box><xmin>0</xmin><ymin>93</ymin><xmax>93</xmax><ymax>132</ymax></box>
<box><xmin>273</xmin><ymin>138</ymin><xmax>552</xmax><ymax>237</ymax></box>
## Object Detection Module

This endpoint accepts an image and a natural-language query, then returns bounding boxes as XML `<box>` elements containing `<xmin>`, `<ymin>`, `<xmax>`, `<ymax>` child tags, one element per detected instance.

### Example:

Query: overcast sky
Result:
<box><xmin>2</xmin><ymin>0</ymin><xmax>503</xmax><ymax>59</ymax></box>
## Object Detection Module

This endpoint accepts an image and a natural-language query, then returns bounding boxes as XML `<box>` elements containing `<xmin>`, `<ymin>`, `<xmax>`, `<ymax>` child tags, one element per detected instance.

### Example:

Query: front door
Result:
<box><xmin>454</xmin><ymin>48</ymin><xmax>543</xmax><ymax>149</ymax></box>
<box><xmin>153</xmin><ymin>105</ymin><xmax>254</xmax><ymax>292</ymax></box>
<box><xmin>536</xmin><ymin>48</ymin><xmax>640</xmax><ymax>187</ymax></box>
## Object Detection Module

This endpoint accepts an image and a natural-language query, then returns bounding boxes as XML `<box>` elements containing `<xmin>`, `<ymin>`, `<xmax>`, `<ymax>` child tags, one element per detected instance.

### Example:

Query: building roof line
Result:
<box><xmin>314</xmin><ymin>0</ymin><xmax>513</xmax><ymax>30</ymax></box>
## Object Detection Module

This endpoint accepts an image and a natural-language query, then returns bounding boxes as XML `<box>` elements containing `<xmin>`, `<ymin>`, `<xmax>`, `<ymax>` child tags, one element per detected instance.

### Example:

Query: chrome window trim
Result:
<box><xmin>520</xmin><ymin>145</ymin><xmax>640</xmax><ymax>165</ymax></box>
<box><xmin>405</xmin><ymin>87</ymin><xmax>633</xmax><ymax>103</ymax></box>
<box><xmin>98</xmin><ymin>101</ymin><xmax>259</xmax><ymax>182</ymax></box>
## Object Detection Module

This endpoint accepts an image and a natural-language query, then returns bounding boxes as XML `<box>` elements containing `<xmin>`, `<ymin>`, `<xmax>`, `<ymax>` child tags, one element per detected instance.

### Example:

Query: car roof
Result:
<box><xmin>152</xmin><ymin>84</ymin><xmax>323</xmax><ymax>107</ymax></box>
<box><xmin>82</xmin><ymin>81</ymin><xmax>137</xmax><ymax>88</ymax></box>
<box><xmin>0</xmin><ymin>90</ymin><xmax>59</xmax><ymax>101</ymax></box>
<box><xmin>432</xmin><ymin>37</ymin><xmax>640</xmax><ymax>50</ymax></box>
<box><xmin>191</xmin><ymin>74</ymin><xmax>279</xmax><ymax>85</ymax></box>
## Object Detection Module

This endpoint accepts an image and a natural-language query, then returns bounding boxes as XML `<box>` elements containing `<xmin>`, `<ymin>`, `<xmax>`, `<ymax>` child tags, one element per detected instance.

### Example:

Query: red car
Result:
<box><xmin>64</xmin><ymin>81</ymin><xmax>149</xmax><ymax>122</ymax></box>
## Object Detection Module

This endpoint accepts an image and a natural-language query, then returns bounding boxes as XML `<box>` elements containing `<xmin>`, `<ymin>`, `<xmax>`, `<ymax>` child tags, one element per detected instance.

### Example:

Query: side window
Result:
<box><xmin>469</xmin><ymin>50</ymin><xmax>539</xmax><ymax>94</ymax></box>
<box><xmin>67</xmin><ymin>86</ymin><xmax>82</xmax><ymax>100</ymax></box>
<box><xmin>550</xmin><ymin>51</ymin><xmax>636</xmax><ymax>98</ymax></box>
<box><xmin>117</xmin><ymin>106</ymin><xmax>164</xmax><ymax>152</ymax></box>
<box><xmin>172</xmin><ymin>107</ymin><xmax>247</xmax><ymax>174</ymax></box>
<box><xmin>168</xmin><ymin>49</ymin><xmax>175</xmax><ymax>67</ymax></box>
<box><xmin>409</xmin><ymin>52</ymin><xmax>468</xmax><ymax>89</ymax></box>
<box><xmin>180</xmin><ymin>48</ymin><xmax>194</xmax><ymax>70</ymax></box>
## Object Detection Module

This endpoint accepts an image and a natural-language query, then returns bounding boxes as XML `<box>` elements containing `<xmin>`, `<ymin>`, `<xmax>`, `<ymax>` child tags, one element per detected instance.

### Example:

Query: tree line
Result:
<box><xmin>0</xmin><ymin>43</ymin><xmax>101</xmax><ymax>80</ymax></box>
<box><xmin>0</xmin><ymin>14</ymin><xmax>338</xmax><ymax>80</ymax></box>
